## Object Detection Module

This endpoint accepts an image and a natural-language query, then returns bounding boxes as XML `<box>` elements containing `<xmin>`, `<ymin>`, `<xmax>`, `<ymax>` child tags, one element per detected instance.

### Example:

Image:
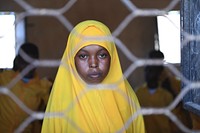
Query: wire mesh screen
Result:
<box><xmin>0</xmin><ymin>0</ymin><xmax>199</xmax><ymax>133</ymax></box>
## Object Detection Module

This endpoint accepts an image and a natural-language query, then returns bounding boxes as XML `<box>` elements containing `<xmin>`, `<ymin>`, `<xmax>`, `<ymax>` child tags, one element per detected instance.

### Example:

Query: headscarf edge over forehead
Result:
<box><xmin>64</xmin><ymin>20</ymin><xmax>115</xmax><ymax>60</ymax></box>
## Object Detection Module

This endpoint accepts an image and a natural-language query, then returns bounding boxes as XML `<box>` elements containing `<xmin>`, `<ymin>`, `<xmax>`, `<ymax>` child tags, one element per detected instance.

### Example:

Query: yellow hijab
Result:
<box><xmin>42</xmin><ymin>20</ymin><xmax>145</xmax><ymax>133</ymax></box>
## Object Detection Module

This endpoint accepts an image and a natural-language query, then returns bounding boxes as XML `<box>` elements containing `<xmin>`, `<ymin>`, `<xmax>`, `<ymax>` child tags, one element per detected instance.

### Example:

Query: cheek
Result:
<box><xmin>76</xmin><ymin>61</ymin><xmax>87</xmax><ymax>67</ymax></box>
<box><xmin>75</xmin><ymin>60</ymin><xmax>89</xmax><ymax>74</ymax></box>
<box><xmin>99</xmin><ymin>60</ymin><xmax>110</xmax><ymax>73</ymax></box>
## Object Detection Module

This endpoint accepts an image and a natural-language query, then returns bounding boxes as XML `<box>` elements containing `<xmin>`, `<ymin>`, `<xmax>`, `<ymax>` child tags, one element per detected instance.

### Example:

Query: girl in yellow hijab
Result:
<box><xmin>42</xmin><ymin>20</ymin><xmax>145</xmax><ymax>133</ymax></box>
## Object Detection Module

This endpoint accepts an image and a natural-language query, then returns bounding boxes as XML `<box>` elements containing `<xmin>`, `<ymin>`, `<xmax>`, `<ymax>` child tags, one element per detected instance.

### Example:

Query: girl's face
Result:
<box><xmin>75</xmin><ymin>44</ymin><xmax>111</xmax><ymax>84</ymax></box>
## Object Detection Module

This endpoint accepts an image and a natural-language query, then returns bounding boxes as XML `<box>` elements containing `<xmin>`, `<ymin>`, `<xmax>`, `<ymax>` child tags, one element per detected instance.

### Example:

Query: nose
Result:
<box><xmin>89</xmin><ymin>56</ymin><xmax>98</xmax><ymax>68</ymax></box>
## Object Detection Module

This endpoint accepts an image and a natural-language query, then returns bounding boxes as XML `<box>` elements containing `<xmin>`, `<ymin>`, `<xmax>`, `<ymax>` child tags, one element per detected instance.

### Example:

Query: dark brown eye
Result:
<box><xmin>98</xmin><ymin>53</ymin><xmax>108</xmax><ymax>59</ymax></box>
<box><xmin>79</xmin><ymin>54</ymin><xmax>88</xmax><ymax>59</ymax></box>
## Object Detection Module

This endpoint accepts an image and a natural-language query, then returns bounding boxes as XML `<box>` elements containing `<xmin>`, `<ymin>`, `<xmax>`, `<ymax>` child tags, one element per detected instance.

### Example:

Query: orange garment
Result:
<box><xmin>41</xmin><ymin>20</ymin><xmax>145</xmax><ymax>133</ymax></box>
<box><xmin>0</xmin><ymin>70</ymin><xmax>52</xmax><ymax>133</ymax></box>
<box><xmin>172</xmin><ymin>102</ymin><xmax>192</xmax><ymax>133</ymax></box>
<box><xmin>159</xmin><ymin>68</ymin><xmax>181</xmax><ymax>96</ymax></box>
<box><xmin>159</xmin><ymin>69</ymin><xmax>192</xmax><ymax>132</ymax></box>
<box><xmin>136</xmin><ymin>84</ymin><xmax>173</xmax><ymax>133</ymax></box>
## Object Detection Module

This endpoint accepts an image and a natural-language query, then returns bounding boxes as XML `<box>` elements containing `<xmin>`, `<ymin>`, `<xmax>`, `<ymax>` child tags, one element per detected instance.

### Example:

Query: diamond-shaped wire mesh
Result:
<box><xmin>0</xmin><ymin>0</ymin><xmax>200</xmax><ymax>133</ymax></box>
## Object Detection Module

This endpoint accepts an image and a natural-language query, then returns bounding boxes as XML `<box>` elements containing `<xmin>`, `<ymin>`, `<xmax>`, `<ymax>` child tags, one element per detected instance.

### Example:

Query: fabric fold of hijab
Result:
<box><xmin>42</xmin><ymin>20</ymin><xmax>145</xmax><ymax>133</ymax></box>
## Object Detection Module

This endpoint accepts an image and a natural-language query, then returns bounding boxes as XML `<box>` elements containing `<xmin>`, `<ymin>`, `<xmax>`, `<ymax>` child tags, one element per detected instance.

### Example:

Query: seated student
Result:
<box><xmin>148</xmin><ymin>50</ymin><xmax>192</xmax><ymax>132</ymax></box>
<box><xmin>136</xmin><ymin>62</ymin><xmax>174</xmax><ymax>133</ymax></box>
<box><xmin>41</xmin><ymin>20</ymin><xmax>145</xmax><ymax>133</ymax></box>
<box><xmin>0</xmin><ymin>42</ymin><xmax>52</xmax><ymax>133</ymax></box>
<box><xmin>148</xmin><ymin>50</ymin><xmax>180</xmax><ymax>98</ymax></box>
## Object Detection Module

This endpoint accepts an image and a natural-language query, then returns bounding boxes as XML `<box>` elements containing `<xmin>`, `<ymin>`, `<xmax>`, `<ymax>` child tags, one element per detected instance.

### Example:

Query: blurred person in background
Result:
<box><xmin>136</xmin><ymin>56</ymin><xmax>173</xmax><ymax>133</ymax></box>
<box><xmin>137</xmin><ymin>49</ymin><xmax>192</xmax><ymax>133</ymax></box>
<box><xmin>148</xmin><ymin>50</ymin><xmax>179</xmax><ymax>98</ymax></box>
<box><xmin>0</xmin><ymin>42</ymin><xmax>52</xmax><ymax>133</ymax></box>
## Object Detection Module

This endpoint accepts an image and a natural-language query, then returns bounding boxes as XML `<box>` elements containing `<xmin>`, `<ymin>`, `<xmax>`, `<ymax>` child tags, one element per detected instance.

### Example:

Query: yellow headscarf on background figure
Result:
<box><xmin>42</xmin><ymin>20</ymin><xmax>145</xmax><ymax>133</ymax></box>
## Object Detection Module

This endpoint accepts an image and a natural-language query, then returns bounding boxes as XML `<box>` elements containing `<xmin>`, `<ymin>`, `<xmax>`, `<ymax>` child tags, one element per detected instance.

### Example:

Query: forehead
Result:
<box><xmin>78</xmin><ymin>44</ymin><xmax>108</xmax><ymax>52</ymax></box>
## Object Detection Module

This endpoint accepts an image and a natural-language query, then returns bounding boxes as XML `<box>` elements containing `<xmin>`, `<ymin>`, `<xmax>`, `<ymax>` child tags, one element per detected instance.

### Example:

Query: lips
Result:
<box><xmin>88</xmin><ymin>72</ymin><xmax>102</xmax><ymax>79</ymax></box>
